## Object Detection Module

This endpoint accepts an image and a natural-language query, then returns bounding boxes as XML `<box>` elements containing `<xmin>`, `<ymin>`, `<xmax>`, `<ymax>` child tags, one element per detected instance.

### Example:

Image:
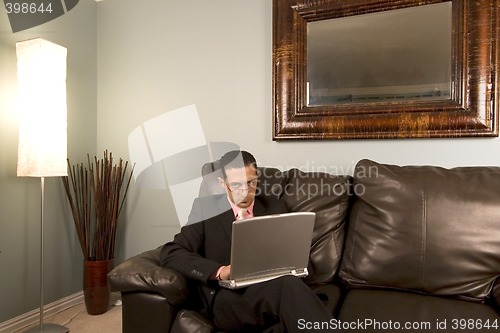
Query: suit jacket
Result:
<box><xmin>160</xmin><ymin>194</ymin><xmax>288</xmax><ymax>314</ymax></box>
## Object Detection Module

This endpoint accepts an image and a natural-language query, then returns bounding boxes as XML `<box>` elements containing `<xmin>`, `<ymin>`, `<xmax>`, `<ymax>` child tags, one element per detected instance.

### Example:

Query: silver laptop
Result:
<box><xmin>218</xmin><ymin>211</ymin><xmax>316</xmax><ymax>289</ymax></box>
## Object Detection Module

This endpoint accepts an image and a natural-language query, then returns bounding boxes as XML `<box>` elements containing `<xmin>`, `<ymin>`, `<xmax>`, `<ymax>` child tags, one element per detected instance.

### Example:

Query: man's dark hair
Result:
<box><xmin>219</xmin><ymin>150</ymin><xmax>257</xmax><ymax>179</ymax></box>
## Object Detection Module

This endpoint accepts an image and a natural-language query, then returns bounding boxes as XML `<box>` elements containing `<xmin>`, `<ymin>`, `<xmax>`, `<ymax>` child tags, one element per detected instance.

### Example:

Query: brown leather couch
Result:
<box><xmin>108</xmin><ymin>159</ymin><xmax>500</xmax><ymax>332</ymax></box>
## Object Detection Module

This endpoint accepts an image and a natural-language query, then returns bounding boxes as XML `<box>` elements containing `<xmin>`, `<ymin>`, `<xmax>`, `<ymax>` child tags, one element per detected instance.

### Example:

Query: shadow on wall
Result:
<box><xmin>128</xmin><ymin>104</ymin><xmax>238</xmax><ymax>226</ymax></box>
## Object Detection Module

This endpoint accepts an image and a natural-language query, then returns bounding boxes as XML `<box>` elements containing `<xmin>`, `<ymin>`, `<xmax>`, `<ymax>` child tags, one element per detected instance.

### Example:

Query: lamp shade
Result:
<box><xmin>16</xmin><ymin>38</ymin><xmax>68</xmax><ymax>177</ymax></box>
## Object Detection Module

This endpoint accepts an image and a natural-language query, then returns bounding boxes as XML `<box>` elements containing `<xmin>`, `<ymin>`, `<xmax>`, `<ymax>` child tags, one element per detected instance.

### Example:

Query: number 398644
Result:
<box><xmin>5</xmin><ymin>2</ymin><xmax>53</xmax><ymax>14</ymax></box>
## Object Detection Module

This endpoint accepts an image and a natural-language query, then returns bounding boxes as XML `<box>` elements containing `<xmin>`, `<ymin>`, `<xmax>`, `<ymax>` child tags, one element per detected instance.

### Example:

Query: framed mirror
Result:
<box><xmin>272</xmin><ymin>0</ymin><xmax>499</xmax><ymax>140</ymax></box>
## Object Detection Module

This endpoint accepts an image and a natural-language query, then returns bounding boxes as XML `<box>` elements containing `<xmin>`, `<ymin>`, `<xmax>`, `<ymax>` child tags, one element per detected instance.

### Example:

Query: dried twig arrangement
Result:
<box><xmin>62</xmin><ymin>151</ymin><xmax>134</xmax><ymax>261</ymax></box>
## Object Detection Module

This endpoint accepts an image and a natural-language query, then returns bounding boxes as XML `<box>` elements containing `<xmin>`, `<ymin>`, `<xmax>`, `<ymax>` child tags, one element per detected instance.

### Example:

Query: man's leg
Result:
<box><xmin>212</xmin><ymin>276</ymin><xmax>335</xmax><ymax>333</ymax></box>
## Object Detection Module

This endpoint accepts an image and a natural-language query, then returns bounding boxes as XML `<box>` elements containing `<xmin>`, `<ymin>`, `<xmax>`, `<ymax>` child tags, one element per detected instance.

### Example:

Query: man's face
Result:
<box><xmin>221</xmin><ymin>165</ymin><xmax>259</xmax><ymax>208</ymax></box>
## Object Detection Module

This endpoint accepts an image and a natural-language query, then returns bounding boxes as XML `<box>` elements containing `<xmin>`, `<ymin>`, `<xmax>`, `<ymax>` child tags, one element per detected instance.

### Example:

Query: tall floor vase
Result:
<box><xmin>83</xmin><ymin>259</ymin><xmax>113</xmax><ymax>315</ymax></box>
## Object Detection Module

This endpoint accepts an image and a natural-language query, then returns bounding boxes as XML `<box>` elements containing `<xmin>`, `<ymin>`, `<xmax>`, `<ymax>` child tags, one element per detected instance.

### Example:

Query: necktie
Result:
<box><xmin>237</xmin><ymin>208</ymin><xmax>247</xmax><ymax>220</ymax></box>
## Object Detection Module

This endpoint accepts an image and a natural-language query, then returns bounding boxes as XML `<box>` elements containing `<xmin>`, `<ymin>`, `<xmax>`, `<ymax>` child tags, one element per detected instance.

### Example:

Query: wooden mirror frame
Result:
<box><xmin>272</xmin><ymin>0</ymin><xmax>499</xmax><ymax>140</ymax></box>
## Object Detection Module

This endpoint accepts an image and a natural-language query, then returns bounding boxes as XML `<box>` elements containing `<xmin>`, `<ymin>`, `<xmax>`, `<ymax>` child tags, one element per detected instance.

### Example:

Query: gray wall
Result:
<box><xmin>0</xmin><ymin>1</ymin><xmax>97</xmax><ymax>323</ymax></box>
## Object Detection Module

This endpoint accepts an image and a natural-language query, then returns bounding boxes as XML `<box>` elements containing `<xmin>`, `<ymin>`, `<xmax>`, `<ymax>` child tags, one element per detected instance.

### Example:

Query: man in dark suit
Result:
<box><xmin>160</xmin><ymin>150</ymin><xmax>334</xmax><ymax>332</ymax></box>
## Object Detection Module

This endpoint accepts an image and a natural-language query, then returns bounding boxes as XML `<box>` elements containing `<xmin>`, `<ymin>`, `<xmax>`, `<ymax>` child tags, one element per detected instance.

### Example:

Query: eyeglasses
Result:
<box><xmin>226</xmin><ymin>179</ymin><xmax>259</xmax><ymax>192</ymax></box>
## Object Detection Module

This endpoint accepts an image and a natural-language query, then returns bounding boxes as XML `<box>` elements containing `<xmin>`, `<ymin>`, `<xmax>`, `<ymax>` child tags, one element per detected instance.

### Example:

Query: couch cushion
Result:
<box><xmin>339</xmin><ymin>289</ymin><xmax>500</xmax><ymax>332</ymax></box>
<box><xmin>283</xmin><ymin>168</ymin><xmax>352</xmax><ymax>284</ymax></box>
<box><xmin>340</xmin><ymin>159</ymin><xmax>500</xmax><ymax>302</ymax></box>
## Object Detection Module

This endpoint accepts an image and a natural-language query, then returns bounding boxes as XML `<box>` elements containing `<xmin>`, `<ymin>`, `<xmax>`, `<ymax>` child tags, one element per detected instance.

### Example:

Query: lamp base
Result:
<box><xmin>23</xmin><ymin>323</ymin><xmax>69</xmax><ymax>333</ymax></box>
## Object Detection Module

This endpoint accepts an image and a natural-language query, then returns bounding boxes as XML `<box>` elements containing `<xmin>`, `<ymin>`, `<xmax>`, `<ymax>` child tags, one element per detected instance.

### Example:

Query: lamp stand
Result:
<box><xmin>24</xmin><ymin>177</ymin><xmax>69</xmax><ymax>333</ymax></box>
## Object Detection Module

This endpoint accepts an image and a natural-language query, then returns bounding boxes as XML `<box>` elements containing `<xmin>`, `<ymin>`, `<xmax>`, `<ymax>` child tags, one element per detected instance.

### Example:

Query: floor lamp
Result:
<box><xmin>16</xmin><ymin>38</ymin><xmax>69</xmax><ymax>333</ymax></box>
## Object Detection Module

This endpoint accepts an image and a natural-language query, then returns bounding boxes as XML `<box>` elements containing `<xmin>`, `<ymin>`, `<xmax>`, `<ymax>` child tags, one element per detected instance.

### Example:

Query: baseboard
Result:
<box><xmin>0</xmin><ymin>291</ymin><xmax>84</xmax><ymax>333</ymax></box>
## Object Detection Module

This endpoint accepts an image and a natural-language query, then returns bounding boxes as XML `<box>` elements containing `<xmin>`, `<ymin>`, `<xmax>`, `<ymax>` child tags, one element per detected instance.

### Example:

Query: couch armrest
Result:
<box><xmin>108</xmin><ymin>247</ymin><xmax>189</xmax><ymax>306</ymax></box>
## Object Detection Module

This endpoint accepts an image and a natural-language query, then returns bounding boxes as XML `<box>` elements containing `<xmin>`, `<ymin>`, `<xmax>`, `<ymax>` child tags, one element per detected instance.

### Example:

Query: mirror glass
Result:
<box><xmin>307</xmin><ymin>2</ymin><xmax>452</xmax><ymax>106</ymax></box>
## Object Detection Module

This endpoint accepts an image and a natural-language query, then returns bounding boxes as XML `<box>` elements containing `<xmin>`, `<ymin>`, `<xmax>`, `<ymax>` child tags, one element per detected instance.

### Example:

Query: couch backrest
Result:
<box><xmin>340</xmin><ymin>159</ymin><xmax>500</xmax><ymax>302</ymax></box>
<box><xmin>281</xmin><ymin>169</ymin><xmax>352</xmax><ymax>285</ymax></box>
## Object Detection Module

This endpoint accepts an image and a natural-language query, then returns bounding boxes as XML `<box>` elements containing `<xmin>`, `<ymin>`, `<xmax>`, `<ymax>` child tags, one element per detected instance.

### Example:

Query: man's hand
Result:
<box><xmin>211</xmin><ymin>265</ymin><xmax>232</xmax><ymax>281</ymax></box>
<box><xmin>219</xmin><ymin>265</ymin><xmax>231</xmax><ymax>280</ymax></box>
